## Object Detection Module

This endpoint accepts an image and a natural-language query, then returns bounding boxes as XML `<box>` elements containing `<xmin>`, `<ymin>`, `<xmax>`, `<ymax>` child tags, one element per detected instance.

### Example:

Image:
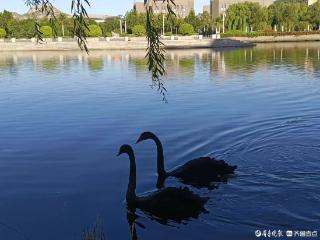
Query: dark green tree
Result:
<box><xmin>307</xmin><ymin>0</ymin><xmax>320</xmax><ymax>30</ymax></box>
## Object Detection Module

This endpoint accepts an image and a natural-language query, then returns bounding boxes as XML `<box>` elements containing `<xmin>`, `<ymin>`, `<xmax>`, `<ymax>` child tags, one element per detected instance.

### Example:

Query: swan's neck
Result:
<box><xmin>126</xmin><ymin>150</ymin><xmax>137</xmax><ymax>204</ymax></box>
<box><xmin>153</xmin><ymin>135</ymin><xmax>166</xmax><ymax>176</ymax></box>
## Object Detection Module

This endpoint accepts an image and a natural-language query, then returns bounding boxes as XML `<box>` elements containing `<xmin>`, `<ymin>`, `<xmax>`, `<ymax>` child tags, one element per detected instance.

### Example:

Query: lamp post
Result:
<box><xmin>118</xmin><ymin>15</ymin><xmax>123</xmax><ymax>34</ymax></box>
<box><xmin>162</xmin><ymin>10</ymin><xmax>166</xmax><ymax>36</ymax></box>
<box><xmin>221</xmin><ymin>6</ymin><xmax>226</xmax><ymax>34</ymax></box>
<box><xmin>124</xmin><ymin>17</ymin><xmax>127</xmax><ymax>34</ymax></box>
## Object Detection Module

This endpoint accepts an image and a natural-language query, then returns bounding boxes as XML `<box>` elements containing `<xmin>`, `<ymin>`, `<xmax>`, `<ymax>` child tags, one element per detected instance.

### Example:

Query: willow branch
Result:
<box><xmin>144</xmin><ymin>0</ymin><xmax>176</xmax><ymax>102</ymax></box>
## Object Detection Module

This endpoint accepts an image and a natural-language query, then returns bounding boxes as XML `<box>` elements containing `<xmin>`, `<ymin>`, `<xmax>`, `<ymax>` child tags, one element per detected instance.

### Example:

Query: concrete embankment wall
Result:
<box><xmin>229</xmin><ymin>34</ymin><xmax>320</xmax><ymax>43</ymax></box>
<box><xmin>0</xmin><ymin>37</ymin><xmax>254</xmax><ymax>51</ymax></box>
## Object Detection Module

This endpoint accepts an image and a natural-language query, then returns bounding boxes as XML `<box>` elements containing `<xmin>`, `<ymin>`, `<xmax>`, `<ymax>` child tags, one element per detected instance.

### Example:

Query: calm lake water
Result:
<box><xmin>0</xmin><ymin>43</ymin><xmax>320</xmax><ymax>240</ymax></box>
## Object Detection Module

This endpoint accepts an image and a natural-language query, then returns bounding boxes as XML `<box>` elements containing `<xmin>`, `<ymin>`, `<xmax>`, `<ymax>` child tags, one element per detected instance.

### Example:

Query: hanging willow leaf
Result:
<box><xmin>25</xmin><ymin>0</ymin><xmax>57</xmax><ymax>39</ymax></box>
<box><xmin>71</xmin><ymin>0</ymin><xmax>91</xmax><ymax>53</ymax></box>
<box><xmin>144</xmin><ymin>0</ymin><xmax>176</xmax><ymax>102</ymax></box>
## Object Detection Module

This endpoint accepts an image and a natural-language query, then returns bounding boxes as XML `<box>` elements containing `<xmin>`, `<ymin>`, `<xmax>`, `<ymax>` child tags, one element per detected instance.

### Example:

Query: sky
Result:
<box><xmin>0</xmin><ymin>0</ymin><xmax>210</xmax><ymax>16</ymax></box>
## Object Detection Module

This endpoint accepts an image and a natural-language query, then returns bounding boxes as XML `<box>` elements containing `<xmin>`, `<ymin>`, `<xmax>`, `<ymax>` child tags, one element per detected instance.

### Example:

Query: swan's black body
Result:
<box><xmin>136</xmin><ymin>132</ymin><xmax>237</xmax><ymax>189</ymax></box>
<box><xmin>117</xmin><ymin>144</ymin><xmax>208</xmax><ymax>223</ymax></box>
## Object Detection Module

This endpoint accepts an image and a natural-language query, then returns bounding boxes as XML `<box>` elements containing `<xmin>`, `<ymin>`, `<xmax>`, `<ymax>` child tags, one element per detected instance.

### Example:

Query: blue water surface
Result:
<box><xmin>0</xmin><ymin>43</ymin><xmax>319</xmax><ymax>240</ymax></box>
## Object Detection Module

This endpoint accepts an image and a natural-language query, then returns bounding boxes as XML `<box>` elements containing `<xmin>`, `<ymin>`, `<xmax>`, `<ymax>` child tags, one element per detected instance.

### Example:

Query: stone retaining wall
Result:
<box><xmin>0</xmin><ymin>37</ymin><xmax>254</xmax><ymax>51</ymax></box>
<box><xmin>228</xmin><ymin>34</ymin><xmax>320</xmax><ymax>43</ymax></box>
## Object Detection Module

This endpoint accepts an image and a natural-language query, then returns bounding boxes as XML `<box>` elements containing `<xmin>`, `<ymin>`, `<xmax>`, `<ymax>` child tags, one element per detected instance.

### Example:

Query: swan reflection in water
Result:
<box><xmin>117</xmin><ymin>144</ymin><xmax>209</xmax><ymax>226</ymax></box>
<box><xmin>136</xmin><ymin>132</ymin><xmax>237</xmax><ymax>189</ymax></box>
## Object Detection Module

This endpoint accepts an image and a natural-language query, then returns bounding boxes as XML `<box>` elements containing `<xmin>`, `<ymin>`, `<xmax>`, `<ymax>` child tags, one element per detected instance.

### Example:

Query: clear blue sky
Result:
<box><xmin>0</xmin><ymin>0</ymin><xmax>210</xmax><ymax>15</ymax></box>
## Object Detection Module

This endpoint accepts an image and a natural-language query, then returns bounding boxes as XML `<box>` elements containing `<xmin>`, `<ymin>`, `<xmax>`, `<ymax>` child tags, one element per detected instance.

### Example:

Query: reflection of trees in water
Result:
<box><xmin>40</xmin><ymin>58</ymin><xmax>59</xmax><ymax>71</ymax></box>
<box><xmin>178</xmin><ymin>57</ymin><xmax>195</xmax><ymax>69</ymax></box>
<box><xmin>211</xmin><ymin>46</ymin><xmax>320</xmax><ymax>74</ymax></box>
<box><xmin>87</xmin><ymin>57</ymin><xmax>104</xmax><ymax>72</ymax></box>
<box><xmin>164</xmin><ymin>54</ymin><xmax>195</xmax><ymax>78</ymax></box>
<box><xmin>129</xmin><ymin>51</ymin><xmax>197</xmax><ymax>78</ymax></box>
<box><xmin>0</xmin><ymin>57</ymin><xmax>19</xmax><ymax>75</ymax></box>
<box><xmin>0</xmin><ymin>47</ymin><xmax>319</xmax><ymax>77</ymax></box>
<box><xmin>0</xmin><ymin>58</ymin><xmax>15</xmax><ymax>69</ymax></box>
<box><xmin>129</xmin><ymin>57</ymin><xmax>148</xmax><ymax>72</ymax></box>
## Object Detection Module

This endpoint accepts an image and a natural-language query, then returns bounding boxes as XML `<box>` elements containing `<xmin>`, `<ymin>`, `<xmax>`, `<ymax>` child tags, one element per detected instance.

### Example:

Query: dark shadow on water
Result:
<box><xmin>127</xmin><ymin>209</ymin><xmax>144</xmax><ymax>240</ymax></box>
<box><xmin>156</xmin><ymin>173</ymin><xmax>234</xmax><ymax>190</ymax></box>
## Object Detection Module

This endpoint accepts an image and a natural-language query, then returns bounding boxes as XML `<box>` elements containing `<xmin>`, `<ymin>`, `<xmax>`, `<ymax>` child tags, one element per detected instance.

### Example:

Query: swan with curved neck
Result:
<box><xmin>117</xmin><ymin>144</ymin><xmax>137</xmax><ymax>205</ymax></box>
<box><xmin>136</xmin><ymin>132</ymin><xmax>237</xmax><ymax>189</ymax></box>
<box><xmin>117</xmin><ymin>144</ymin><xmax>208</xmax><ymax>222</ymax></box>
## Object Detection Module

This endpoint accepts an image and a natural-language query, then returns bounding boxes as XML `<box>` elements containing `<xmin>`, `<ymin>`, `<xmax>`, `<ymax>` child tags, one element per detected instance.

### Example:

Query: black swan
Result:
<box><xmin>136</xmin><ymin>132</ymin><xmax>237</xmax><ymax>189</ymax></box>
<box><xmin>117</xmin><ymin>144</ymin><xmax>208</xmax><ymax>223</ymax></box>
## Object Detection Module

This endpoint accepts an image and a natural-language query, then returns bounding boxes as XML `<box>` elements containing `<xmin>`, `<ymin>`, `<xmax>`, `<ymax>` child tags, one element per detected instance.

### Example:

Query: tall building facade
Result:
<box><xmin>210</xmin><ymin>0</ymin><xmax>273</xmax><ymax>18</ymax></box>
<box><xmin>134</xmin><ymin>0</ymin><xmax>194</xmax><ymax>18</ymax></box>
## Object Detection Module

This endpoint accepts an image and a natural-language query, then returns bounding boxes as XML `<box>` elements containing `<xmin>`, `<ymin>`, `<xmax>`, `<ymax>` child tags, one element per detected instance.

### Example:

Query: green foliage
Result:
<box><xmin>99</xmin><ymin>17</ymin><xmax>120</xmax><ymax>35</ymax></box>
<box><xmin>0</xmin><ymin>27</ymin><xmax>6</xmax><ymax>38</ymax></box>
<box><xmin>268</xmin><ymin>2</ymin><xmax>309</xmax><ymax>31</ymax></box>
<box><xmin>200</xmin><ymin>11</ymin><xmax>213</xmax><ymax>33</ymax></box>
<box><xmin>185</xmin><ymin>10</ymin><xmax>201</xmax><ymax>32</ymax></box>
<box><xmin>132</xmin><ymin>24</ymin><xmax>146</xmax><ymax>36</ymax></box>
<box><xmin>104</xmin><ymin>32</ymin><xmax>112</xmax><ymax>37</ymax></box>
<box><xmin>179</xmin><ymin>23</ymin><xmax>194</xmax><ymax>35</ymax></box>
<box><xmin>308</xmin><ymin>0</ymin><xmax>320</xmax><ymax>29</ymax></box>
<box><xmin>165</xmin><ymin>31</ymin><xmax>172</xmax><ymax>36</ymax></box>
<box><xmin>40</xmin><ymin>25</ymin><xmax>53</xmax><ymax>38</ymax></box>
<box><xmin>86</xmin><ymin>24</ymin><xmax>102</xmax><ymax>37</ymax></box>
<box><xmin>225</xmin><ymin>2</ymin><xmax>269</xmax><ymax>31</ymax></box>
<box><xmin>126</xmin><ymin>10</ymin><xmax>147</xmax><ymax>33</ymax></box>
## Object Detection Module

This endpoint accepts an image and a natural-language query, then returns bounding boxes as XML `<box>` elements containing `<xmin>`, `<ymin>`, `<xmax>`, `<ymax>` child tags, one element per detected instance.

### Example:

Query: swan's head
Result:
<box><xmin>136</xmin><ymin>131</ymin><xmax>157</xmax><ymax>143</ymax></box>
<box><xmin>117</xmin><ymin>144</ymin><xmax>134</xmax><ymax>156</ymax></box>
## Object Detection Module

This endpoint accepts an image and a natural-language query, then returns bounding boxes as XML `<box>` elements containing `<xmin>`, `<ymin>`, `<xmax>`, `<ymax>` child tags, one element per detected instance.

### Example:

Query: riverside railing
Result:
<box><xmin>0</xmin><ymin>34</ymin><xmax>221</xmax><ymax>44</ymax></box>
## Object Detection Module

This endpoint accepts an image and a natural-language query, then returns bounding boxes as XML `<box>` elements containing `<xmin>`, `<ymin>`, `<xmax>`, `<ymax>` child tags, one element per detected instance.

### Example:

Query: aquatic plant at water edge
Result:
<box><xmin>82</xmin><ymin>219</ymin><xmax>106</xmax><ymax>240</ymax></box>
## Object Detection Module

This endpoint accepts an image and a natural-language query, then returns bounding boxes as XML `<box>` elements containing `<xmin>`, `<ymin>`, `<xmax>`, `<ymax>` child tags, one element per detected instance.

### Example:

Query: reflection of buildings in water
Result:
<box><xmin>129</xmin><ymin>50</ymin><xmax>196</xmax><ymax>80</ymax></box>
<box><xmin>165</xmin><ymin>51</ymin><xmax>195</xmax><ymax>79</ymax></box>
<box><xmin>303</xmin><ymin>48</ymin><xmax>316</xmax><ymax>73</ymax></box>
<box><xmin>209</xmin><ymin>51</ymin><xmax>226</xmax><ymax>75</ymax></box>
<box><xmin>1</xmin><ymin>46</ymin><xmax>319</xmax><ymax>76</ymax></box>
<box><xmin>78</xmin><ymin>54</ymin><xmax>83</xmax><ymax>63</ymax></box>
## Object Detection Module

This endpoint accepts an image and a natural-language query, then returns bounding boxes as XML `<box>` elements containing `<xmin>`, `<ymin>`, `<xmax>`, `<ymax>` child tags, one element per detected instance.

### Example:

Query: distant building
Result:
<box><xmin>203</xmin><ymin>5</ymin><xmax>211</xmax><ymax>13</ymax></box>
<box><xmin>133</xmin><ymin>2</ymin><xmax>147</xmax><ymax>13</ymax></box>
<box><xmin>210</xmin><ymin>0</ymin><xmax>273</xmax><ymax>18</ymax></box>
<box><xmin>134</xmin><ymin>0</ymin><xmax>194</xmax><ymax>18</ymax></box>
<box><xmin>88</xmin><ymin>14</ymin><xmax>112</xmax><ymax>23</ymax></box>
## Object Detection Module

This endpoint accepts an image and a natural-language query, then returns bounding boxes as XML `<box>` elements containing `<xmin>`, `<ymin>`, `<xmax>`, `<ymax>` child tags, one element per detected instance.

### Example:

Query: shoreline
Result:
<box><xmin>228</xmin><ymin>34</ymin><xmax>320</xmax><ymax>43</ymax></box>
<box><xmin>1</xmin><ymin>34</ymin><xmax>320</xmax><ymax>52</ymax></box>
<box><xmin>0</xmin><ymin>37</ymin><xmax>254</xmax><ymax>51</ymax></box>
